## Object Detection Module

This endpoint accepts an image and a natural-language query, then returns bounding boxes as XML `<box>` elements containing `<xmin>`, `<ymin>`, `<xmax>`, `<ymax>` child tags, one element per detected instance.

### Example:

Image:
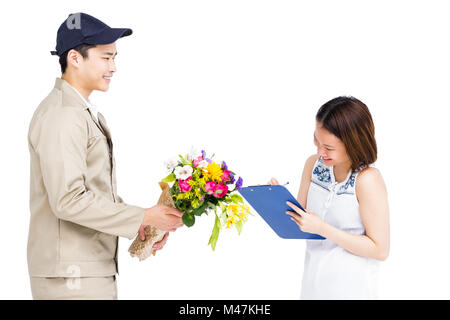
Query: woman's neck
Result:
<box><xmin>333</xmin><ymin>162</ymin><xmax>352</xmax><ymax>183</ymax></box>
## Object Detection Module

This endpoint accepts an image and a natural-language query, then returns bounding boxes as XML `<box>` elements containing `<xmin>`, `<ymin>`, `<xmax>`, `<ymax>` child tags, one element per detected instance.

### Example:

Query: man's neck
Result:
<box><xmin>61</xmin><ymin>74</ymin><xmax>92</xmax><ymax>101</ymax></box>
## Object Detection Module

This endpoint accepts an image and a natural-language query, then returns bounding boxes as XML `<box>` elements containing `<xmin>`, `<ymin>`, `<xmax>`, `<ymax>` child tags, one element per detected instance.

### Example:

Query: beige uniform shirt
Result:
<box><xmin>66</xmin><ymin>81</ymin><xmax>99</xmax><ymax>123</ymax></box>
<box><xmin>27</xmin><ymin>78</ymin><xmax>146</xmax><ymax>277</ymax></box>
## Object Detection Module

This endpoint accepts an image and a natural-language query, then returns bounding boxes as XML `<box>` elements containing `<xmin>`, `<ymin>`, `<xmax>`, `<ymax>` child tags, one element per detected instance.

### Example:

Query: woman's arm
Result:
<box><xmin>287</xmin><ymin>167</ymin><xmax>390</xmax><ymax>261</ymax></box>
<box><xmin>296</xmin><ymin>154</ymin><xmax>320</xmax><ymax>208</ymax></box>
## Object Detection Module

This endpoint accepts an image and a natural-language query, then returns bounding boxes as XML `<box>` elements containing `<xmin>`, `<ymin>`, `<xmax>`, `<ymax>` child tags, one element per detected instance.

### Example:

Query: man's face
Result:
<box><xmin>78</xmin><ymin>43</ymin><xmax>117</xmax><ymax>92</ymax></box>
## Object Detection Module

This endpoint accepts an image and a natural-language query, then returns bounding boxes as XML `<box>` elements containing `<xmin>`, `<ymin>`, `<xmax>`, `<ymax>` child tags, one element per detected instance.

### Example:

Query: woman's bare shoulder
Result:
<box><xmin>301</xmin><ymin>154</ymin><xmax>320</xmax><ymax>181</ymax></box>
<box><xmin>305</xmin><ymin>154</ymin><xmax>320</xmax><ymax>170</ymax></box>
<box><xmin>356</xmin><ymin>166</ymin><xmax>386</xmax><ymax>193</ymax></box>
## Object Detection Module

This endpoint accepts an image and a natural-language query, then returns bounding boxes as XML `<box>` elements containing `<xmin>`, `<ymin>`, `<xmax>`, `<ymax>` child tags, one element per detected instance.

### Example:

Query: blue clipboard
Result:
<box><xmin>239</xmin><ymin>185</ymin><xmax>324</xmax><ymax>240</ymax></box>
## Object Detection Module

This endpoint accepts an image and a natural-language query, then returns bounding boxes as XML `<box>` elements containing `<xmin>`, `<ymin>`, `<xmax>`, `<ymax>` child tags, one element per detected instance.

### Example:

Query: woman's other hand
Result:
<box><xmin>286</xmin><ymin>202</ymin><xmax>325</xmax><ymax>236</ymax></box>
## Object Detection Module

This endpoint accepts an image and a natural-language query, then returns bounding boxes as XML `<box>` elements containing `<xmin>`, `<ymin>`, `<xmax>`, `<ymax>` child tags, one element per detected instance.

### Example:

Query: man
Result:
<box><xmin>27</xmin><ymin>12</ymin><xmax>184</xmax><ymax>300</ymax></box>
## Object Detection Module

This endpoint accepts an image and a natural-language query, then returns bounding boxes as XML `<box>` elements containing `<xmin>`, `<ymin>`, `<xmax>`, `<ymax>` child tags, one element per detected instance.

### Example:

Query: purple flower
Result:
<box><xmin>229</xmin><ymin>173</ymin><xmax>235</xmax><ymax>184</ymax></box>
<box><xmin>222</xmin><ymin>161</ymin><xmax>228</xmax><ymax>171</ymax></box>
<box><xmin>201</xmin><ymin>150</ymin><xmax>206</xmax><ymax>158</ymax></box>
<box><xmin>206</xmin><ymin>158</ymin><xmax>212</xmax><ymax>164</ymax></box>
<box><xmin>236</xmin><ymin>177</ymin><xmax>243</xmax><ymax>190</ymax></box>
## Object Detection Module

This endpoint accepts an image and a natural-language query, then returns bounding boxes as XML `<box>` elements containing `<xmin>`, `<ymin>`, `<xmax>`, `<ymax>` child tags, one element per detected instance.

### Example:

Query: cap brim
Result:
<box><xmin>85</xmin><ymin>27</ymin><xmax>133</xmax><ymax>46</ymax></box>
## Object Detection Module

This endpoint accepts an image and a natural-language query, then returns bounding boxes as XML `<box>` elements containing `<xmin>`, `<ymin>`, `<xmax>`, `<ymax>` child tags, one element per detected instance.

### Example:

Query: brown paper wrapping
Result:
<box><xmin>128</xmin><ymin>182</ymin><xmax>176</xmax><ymax>261</ymax></box>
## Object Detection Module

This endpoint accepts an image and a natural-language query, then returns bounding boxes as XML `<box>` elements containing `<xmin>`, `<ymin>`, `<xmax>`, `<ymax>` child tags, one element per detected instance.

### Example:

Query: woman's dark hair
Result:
<box><xmin>316</xmin><ymin>96</ymin><xmax>377</xmax><ymax>172</ymax></box>
<box><xmin>59</xmin><ymin>43</ymin><xmax>97</xmax><ymax>74</ymax></box>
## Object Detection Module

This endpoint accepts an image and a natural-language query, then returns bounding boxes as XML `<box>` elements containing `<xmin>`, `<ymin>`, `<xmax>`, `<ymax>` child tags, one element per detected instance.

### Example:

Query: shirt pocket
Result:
<box><xmin>59</xmin><ymin>219</ymin><xmax>116</xmax><ymax>262</ymax></box>
<box><xmin>87</xmin><ymin>135</ymin><xmax>111</xmax><ymax>165</ymax></box>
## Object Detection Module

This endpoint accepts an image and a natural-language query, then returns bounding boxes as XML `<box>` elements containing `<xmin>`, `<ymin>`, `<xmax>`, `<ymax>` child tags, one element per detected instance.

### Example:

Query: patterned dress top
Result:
<box><xmin>300</xmin><ymin>157</ymin><xmax>380</xmax><ymax>299</ymax></box>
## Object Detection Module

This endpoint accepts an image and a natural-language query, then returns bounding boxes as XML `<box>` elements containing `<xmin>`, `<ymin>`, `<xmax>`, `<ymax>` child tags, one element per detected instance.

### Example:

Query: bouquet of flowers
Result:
<box><xmin>128</xmin><ymin>149</ymin><xmax>250</xmax><ymax>261</ymax></box>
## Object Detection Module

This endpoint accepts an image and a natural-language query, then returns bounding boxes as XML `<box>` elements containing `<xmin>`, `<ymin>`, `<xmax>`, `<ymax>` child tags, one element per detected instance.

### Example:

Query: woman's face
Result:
<box><xmin>314</xmin><ymin>122</ymin><xmax>351</xmax><ymax>168</ymax></box>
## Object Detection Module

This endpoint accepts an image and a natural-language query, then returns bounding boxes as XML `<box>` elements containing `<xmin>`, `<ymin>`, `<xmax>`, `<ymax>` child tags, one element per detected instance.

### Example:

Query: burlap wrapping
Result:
<box><xmin>128</xmin><ymin>182</ymin><xmax>176</xmax><ymax>261</ymax></box>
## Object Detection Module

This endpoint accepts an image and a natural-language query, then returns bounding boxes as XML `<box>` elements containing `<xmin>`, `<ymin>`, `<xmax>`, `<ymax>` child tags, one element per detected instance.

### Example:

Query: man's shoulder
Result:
<box><xmin>29</xmin><ymin>88</ymin><xmax>89</xmax><ymax>138</ymax></box>
<box><xmin>34</xmin><ymin>78</ymin><xmax>87</xmax><ymax>113</ymax></box>
<box><xmin>33</xmin><ymin>86</ymin><xmax>87</xmax><ymax>124</ymax></box>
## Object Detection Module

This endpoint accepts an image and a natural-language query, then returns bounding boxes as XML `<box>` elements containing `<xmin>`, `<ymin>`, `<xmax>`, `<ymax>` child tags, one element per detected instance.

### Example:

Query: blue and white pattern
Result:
<box><xmin>312</xmin><ymin>163</ymin><xmax>331</xmax><ymax>183</ymax></box>
<box><xmin>311</xmin><ymin>159</ymin><xmax>331</xmax><ymax>190</ymax></box>
<box><xmin>311</xmin><ymin>158</ymin><xmax>358</xmax><ymax>195</ymax></box>
<box><xmin>336</xmin><ymin>172</ymin><xmax>357</xmax><ymax>195</ymax></box>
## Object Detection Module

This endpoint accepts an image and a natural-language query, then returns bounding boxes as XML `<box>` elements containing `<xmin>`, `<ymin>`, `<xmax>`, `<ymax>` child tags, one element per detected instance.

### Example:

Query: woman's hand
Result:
<box><xmin>268</xmin><ymin>177</ymin><xmax>280</xmax><ymax>185</ymax></box>
<box><xmin>285</xmin><ymin>201</ymin><xmax>325</xmax><ymax>236</ymax></box>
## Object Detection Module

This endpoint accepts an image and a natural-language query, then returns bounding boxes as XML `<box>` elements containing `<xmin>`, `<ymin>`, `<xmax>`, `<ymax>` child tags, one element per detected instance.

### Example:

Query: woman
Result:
<box><xmin>270</xmin><ymin>96</ymin><xmax>390</xmax><ymax>299</ymax></box>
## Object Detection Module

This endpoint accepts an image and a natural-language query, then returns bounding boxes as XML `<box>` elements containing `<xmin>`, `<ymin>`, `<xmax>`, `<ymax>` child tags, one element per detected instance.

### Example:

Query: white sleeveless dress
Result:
<box><xmin>300</xmin><ymin>157</ymin><xmax>380</xmax><ymax>299</ymax></box>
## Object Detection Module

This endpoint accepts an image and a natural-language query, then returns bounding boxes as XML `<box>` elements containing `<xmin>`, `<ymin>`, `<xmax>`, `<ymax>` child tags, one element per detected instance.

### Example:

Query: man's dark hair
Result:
<box><xmin>59</xmin><ymin>43</ymin><xmax>97</xmax><ymax>74</ymax></box>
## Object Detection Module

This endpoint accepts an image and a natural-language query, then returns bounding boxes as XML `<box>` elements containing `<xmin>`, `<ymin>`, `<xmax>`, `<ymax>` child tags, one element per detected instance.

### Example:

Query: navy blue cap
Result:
<box><xmin>51</xmin><ymin>12</ymin><xmax>132</xmax><ymax>56</ymax></box>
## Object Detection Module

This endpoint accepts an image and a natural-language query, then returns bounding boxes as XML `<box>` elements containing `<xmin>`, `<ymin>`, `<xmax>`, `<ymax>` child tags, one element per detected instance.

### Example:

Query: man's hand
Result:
<box><xmin>152</xmin><ymin>232</ymin><xmax>170</xmax><ymax>251</ymax></box>
<box><xmin>139</xmin><ymin>205</ymin><xmax>184</xmax><ymax>240</ymax></box>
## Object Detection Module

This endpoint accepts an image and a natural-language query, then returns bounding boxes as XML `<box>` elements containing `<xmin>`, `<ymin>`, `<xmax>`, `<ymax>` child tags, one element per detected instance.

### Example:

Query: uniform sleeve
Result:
<box><xmin>35</xmin><ymin>107</ymin><xmax>146</xmax><ymax>240</ymax></box>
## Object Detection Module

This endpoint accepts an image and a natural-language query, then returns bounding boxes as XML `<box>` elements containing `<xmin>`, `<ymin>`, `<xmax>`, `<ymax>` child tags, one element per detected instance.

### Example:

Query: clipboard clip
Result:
<box><xmin>246</xmin><ymin>182</ymin><xmax>289</xmax><ymax>189</ymax></box>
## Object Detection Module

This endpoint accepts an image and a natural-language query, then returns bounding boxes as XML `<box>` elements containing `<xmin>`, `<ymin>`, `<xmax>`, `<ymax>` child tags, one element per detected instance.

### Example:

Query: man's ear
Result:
<box><xmin>66</xmin><ymin>49</ymin><xmax>83</xmax><ymax>70</ymax></box>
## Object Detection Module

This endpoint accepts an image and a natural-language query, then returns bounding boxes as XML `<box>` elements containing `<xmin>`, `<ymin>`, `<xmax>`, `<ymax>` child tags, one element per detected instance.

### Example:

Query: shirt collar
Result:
<box><xmin>64</xmin><ymin>81</ymin><xmax>99</xmax><ymax>120</ymax></box>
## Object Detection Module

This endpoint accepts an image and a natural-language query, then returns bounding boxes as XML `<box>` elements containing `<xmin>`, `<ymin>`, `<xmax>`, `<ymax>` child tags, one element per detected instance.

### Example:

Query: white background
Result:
<box><xmin>0</xmin><ymin>0</ymin><xmax>449</xmax><ymax>299</ymax></box>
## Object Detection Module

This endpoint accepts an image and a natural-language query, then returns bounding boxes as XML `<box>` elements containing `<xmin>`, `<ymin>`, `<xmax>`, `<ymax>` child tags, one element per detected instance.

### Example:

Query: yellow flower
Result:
<box><xmin>225</xmin><ymin>204</ymin><xmax>250</xmax><ymax>228</ymax></box>
<box><xmin>194</xmin><ymin>187</ymin><xmax>203</xmax><ymax>200</ymax></box>
<box><xmin>226</xmin><ymin>215</ymin><xmax>237</xmax><ymax>228</ymax></box>
<box><xmin>191</xmin><ymin>198</ymin><xmax>200</xmax><ymax>209</ymax></box>
<box><xmin>202</xmin><ymin>162</ymin><xmax>223</xmax><ymax>182</ymax></box>
<box><xmin>227</xmin><ymin>204</ymin><xmax>240</xmax><ymax>216</ymax></box>
<box><xmin>176</xmin><ymin>191</ymin><xmax>193</xmax><ymax>201</ymax></box>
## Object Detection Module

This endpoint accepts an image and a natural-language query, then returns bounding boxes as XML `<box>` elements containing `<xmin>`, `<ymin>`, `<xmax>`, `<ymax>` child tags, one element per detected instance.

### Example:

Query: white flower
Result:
<box><xmin>227</xmin><ymin>183</ymin><xmax>236</xmax><ymax>192</ymax></box>
<box><xmin>187</xmin><ymin>146</ymin><xmax>202</xmax><ymax>161</ymax></box>
<box><xmin>174</xmin><ymin>165</ymin><xmax>193</xmax><ymax>180</ymax></box>
<box><xmin>164</xmin><ymin>157</ymin><xmax>178</xmax><ymax>171</ymax></box>
<box><xmin>197</xmin><ymin>160</ymin><xmax>209</xmax><ymax>169</ymax></box>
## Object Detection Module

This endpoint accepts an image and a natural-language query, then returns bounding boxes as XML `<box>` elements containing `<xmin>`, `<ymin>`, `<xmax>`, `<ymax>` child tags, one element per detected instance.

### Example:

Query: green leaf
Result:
<box><xmin>204</xmin><ymin>202</ymin><xmax>216</xmax><ymax>215</ymax></box>
<box><xmin>179</xmin><ymin>155</ymin><xmax>190</xmax><ymax>166</ymax></box>
<box><xmin>208</xmin><ymin>197</ymin><xmax>219</xmax><ymax>206</ymax></box>
<box><xmin>192</xmin><ymin>201</ymin><xmax>207</xmax><ymax>216</ymax></box>
<box><xmin>182</xmin><ymin>213</ymin><xmax>195</xmax><ymax>227</ymax></box>
<box><xmin>161</xmin><ymin>173</ymin><xmax>176</xmax><ymax>183</ymax></box>
<box><xmin>219</xmin><ymin>202</ymin><xmax>227</xmax><ymax>213</ymax></box>
<box><xmin>206</xmin><ymin>202</ymin><xmax>216</xmax><ymax>209</ymax></box>
<box><xmin>208</xmin><ymin>213</ymin><xmax>222</xmax><ymax>251</ymax></box>
<box><xmin>235</xmin><ymin>220</ymin><xmax>243</xmax><ymax>235</ymax></box>
<box><xmin>170</xmin><ymin>183</ymin><xmax>180</xmax><ymax>195</ymax></box>
<box><xmin>230</xmin><ymin>193</ymin><xmax>244</xmax><ymax>204</ymax></box>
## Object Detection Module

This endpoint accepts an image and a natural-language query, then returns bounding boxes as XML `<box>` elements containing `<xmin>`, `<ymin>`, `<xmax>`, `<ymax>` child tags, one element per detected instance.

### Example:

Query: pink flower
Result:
<box><xmin>213</xmin><ymin>183</ymin><xmax>228</xmax><ymax>198</ymax></box>
<box><xmin>205</xmin><ymin>181</ymin><xmax>228</xmax><ymax>198</ymax></box>
<box><xmin>179</xmin><ymin>177</ymin><xmax>192</xmax><ymax>193</ymax></box>
<box><xmin>193</xmin><ymin>156</ymin><xmax>204</xmax><ymax>168</ymax></box>
<box><xmin>221</xmin><ymin>170</ymin><xmax>231</xmax><ymax>182</ymax></box>
<box><xmin>205</xmin><ymin>181</ymin><xmax>217</xmax><ymax>195</ymax></box>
